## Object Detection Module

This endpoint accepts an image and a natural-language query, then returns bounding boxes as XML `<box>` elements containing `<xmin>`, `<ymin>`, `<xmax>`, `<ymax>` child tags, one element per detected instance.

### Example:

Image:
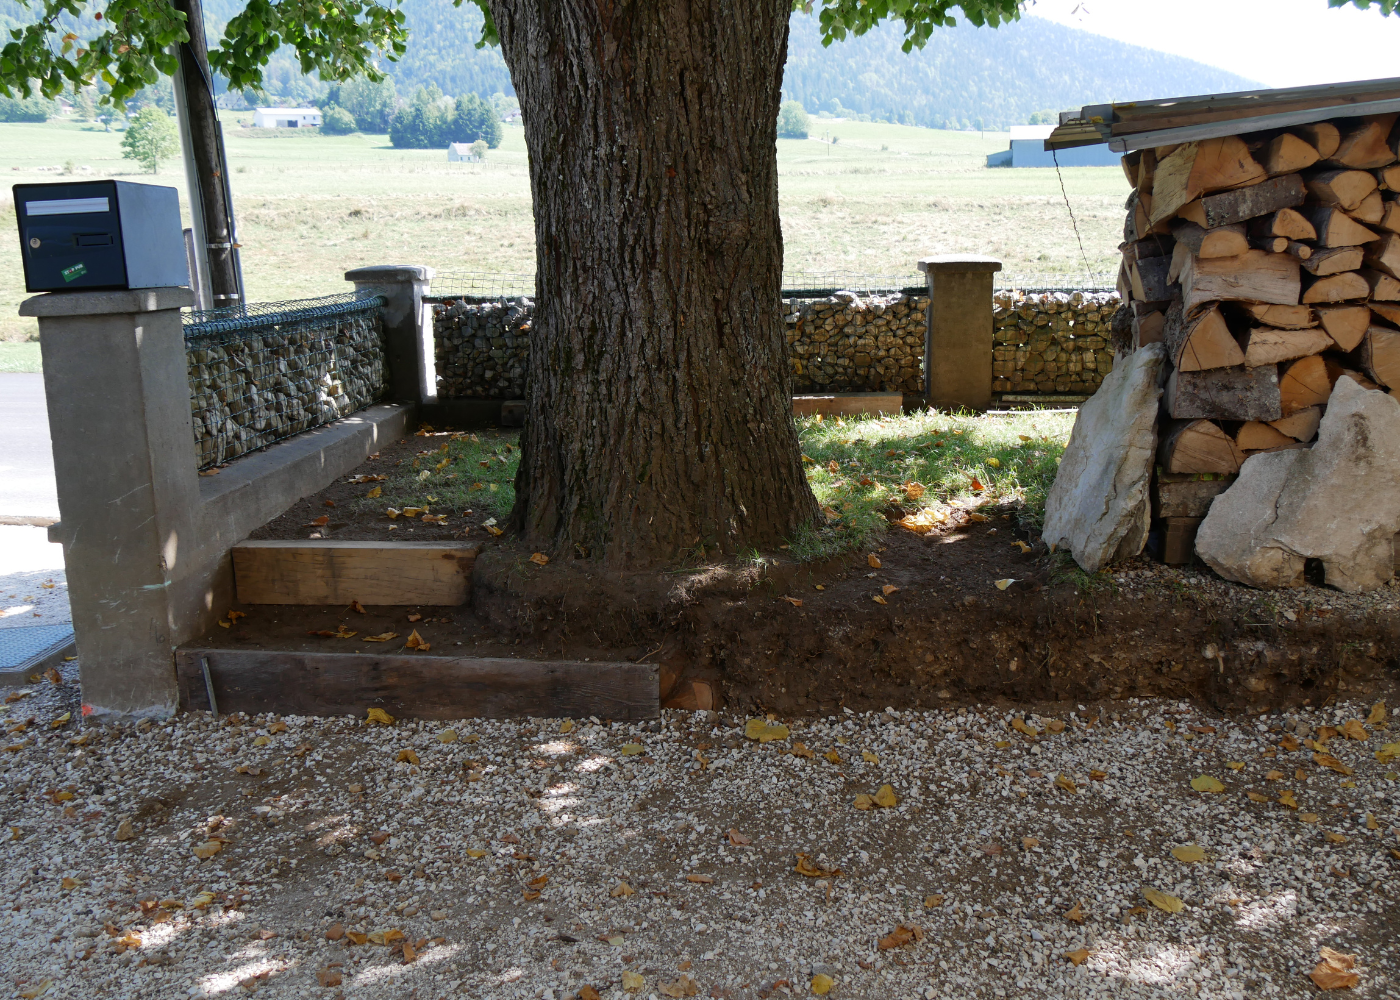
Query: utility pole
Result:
<box><xmin>170</xmin><ymin>0</ymin><xmax>244</xmax><ymax>311</ymax></box>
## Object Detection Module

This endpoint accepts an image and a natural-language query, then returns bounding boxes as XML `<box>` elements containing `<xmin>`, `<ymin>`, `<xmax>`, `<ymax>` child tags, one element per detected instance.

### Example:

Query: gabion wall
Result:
<box><xmin>429</xmin><ymin>292</ymin><xmax>929</xmax><ymax>400</ymax></box>
<box><xmin>186</xmin><ymin>309</ymin><xmax>388</xmax><ymax>470</ymax></box>
<box><xmin>992</xmin><ymin>291</ymin><xmax>1120</xmax><ymax>396</ymax></box>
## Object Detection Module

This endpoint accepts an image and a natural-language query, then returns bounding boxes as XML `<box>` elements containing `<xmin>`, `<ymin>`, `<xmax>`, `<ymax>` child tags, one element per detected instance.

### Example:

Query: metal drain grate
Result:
<box><xmin>0</xmin><ymin>624</ymin><xmax>76</xmax><ymax>683</ymax></box>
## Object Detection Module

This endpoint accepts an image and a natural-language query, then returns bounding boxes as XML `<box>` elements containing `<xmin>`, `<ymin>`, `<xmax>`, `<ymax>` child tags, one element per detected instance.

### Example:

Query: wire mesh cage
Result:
<box><xmin>183</xmin><ymin>292</ymin><xmax>389</xmax><ymax>471</ymax></box>
<box><xmin>428</xmin><ymin>272</ymin><xmax>538</xmax><ymax>300</ymax></box>
<box><xmin>995</xmin><ymin>271</ymin><xmax>1116</xmax><ymax>294</ymax></box>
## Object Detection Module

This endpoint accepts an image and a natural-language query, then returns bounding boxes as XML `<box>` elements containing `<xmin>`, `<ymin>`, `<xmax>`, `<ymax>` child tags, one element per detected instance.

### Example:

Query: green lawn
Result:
<box><xmin>0</xmin><ymin>342</ymin><xmax>41</xmax><ymax>373</ymax></box>
<box><xmin>0</xmin><ymin>116</ymin><xmax>1128</xmax><ymax>340</ymax></box>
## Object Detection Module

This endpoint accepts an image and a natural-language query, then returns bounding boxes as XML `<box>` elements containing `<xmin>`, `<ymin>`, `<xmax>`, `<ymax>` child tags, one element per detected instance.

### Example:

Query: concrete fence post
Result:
<box><xmin>345</xmin><ymin>265</ymin><xmax>436</xmax><ymax>408</ymax></box>
<box><xmin>20</xmin><ymin>287</ymin><xmax>197</xmax><ymax>719</ymax></box>
<box><xmin>917</xmin><ymin>255</ymin><xmax>1003</xmax><ymax>412</ymax></box>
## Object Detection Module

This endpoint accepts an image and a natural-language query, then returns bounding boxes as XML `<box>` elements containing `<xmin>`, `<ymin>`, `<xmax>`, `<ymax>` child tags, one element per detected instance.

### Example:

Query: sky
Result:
<box><xmin>1027</xmin><ymin>0</ymin><xmax>1400</xmax><ymax>89</ymax></box>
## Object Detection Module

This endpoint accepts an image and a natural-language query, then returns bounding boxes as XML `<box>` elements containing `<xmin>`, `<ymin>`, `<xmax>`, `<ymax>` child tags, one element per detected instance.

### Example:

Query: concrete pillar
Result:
<box><xmin>918</xmin><ymin>255</ymin><xmax>1002</xmax><ymax>412</ymax></box>
<box><xmin>20</xmin><ymin>287</ymin><xmax>197</xmax><ymax>720</ymax></box>
<box><xmin>345</xmin><ymin>265</ymin><xmax>435</xmax><ymax>407</ymax></box>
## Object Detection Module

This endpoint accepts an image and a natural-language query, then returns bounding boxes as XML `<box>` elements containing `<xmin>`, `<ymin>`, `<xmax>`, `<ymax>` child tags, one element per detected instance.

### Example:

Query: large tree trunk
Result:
<box><xmin>488</xmin><ymin>0</ymin><xmax>820</xmax><ymax>567</ymax></box>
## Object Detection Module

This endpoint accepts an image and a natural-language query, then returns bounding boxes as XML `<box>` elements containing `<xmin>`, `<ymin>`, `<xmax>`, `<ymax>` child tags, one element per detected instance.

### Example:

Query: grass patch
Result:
<box><xmin>788</xmin><ymin>408</ymin><xmax>1074</xmax><ymax>561</ymax></box>
<box><xmin>329</xmin><ymin>410</ymin><xmax>1075</xmax><ymax>558</ymax></box>
<box><xmin>0</xmin><ymin>342</ymin><xmax>42</xmax><ymax>373</ymax></box>
<box><xmin>344</xmin><ymin>429</ymin><xmax>520</xmax><ymax>526</ymax></box>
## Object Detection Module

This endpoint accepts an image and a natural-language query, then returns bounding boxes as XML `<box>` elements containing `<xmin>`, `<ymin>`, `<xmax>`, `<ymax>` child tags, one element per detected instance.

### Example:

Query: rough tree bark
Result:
<box><xmin>488</xmin><ymin>0</ymin><xmax>820</xmax><ymax>567</ymax></box>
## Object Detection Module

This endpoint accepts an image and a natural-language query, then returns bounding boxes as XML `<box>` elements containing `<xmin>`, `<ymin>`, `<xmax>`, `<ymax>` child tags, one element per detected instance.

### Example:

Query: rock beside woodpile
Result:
<box><xmin>1196</xmin><ymin>377</ymin><xmax>1400</xmax><ymax>592</ymax></box>
<box><xmin>1042</xmin><ymin>343</ymin><xmax>1166</xmax><ymax>572</ymax></box>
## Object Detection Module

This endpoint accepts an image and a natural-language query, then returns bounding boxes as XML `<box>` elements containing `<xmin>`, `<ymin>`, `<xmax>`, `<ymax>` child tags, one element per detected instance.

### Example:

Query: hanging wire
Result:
<box><xmin>1052</xmin><ymin>148</ymin><xmax>1102</xmax><ymax>287</ymax></box>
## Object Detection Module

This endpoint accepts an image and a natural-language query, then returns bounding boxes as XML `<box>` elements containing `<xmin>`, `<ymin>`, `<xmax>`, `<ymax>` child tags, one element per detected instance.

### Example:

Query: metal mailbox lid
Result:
<box><xmin>13</xmin><ymin>179</ymin><xmax>128</xmax><ymax>292</ymax></box>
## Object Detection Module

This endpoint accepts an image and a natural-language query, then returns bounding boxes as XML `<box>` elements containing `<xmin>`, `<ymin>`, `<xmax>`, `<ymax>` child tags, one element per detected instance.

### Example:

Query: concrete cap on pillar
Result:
<box><xmin>19</xmin><ymin>286</ymin><xmax>194</xmax><ymax>318</ymax></box>
<box><xmin>917</xmin><ymin>255</ymin><xmax>1003</xmax><ymax>274</ymax></box>
<box><xmin>344</xmin><ymin>265</ymin><xmax>435</xmax><ymax>283</ymax></box>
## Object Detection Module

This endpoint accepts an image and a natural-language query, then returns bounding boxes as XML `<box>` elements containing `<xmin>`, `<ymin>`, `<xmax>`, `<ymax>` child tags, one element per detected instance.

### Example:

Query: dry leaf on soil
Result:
<box><xmin>1064</xmin><ymin>948</ymin><xmax>1090</xmax><ymax>966</ymax></box>
<box><xmin>1313</xmin><ymin>753</ymin><xmax>1354</xmax><ymax>775</ymax></box>
<box><xmin>365</xmin><ymin>708</ymin><xmax>395</xmax><ymax>726</ymax></box>
<box><xmin>1064</xmin><ymin>901</ymin><xmax>1085</xmax><ymax>923</ymax></box>
<box><xmin>405</xmin><ymin>629</ymin><xmax>431</xmax><ymax>652</ymax></box>
<box><xmin>396</xmin><ymin>749</ymin><xmax>420</xmax><ymax>765</ymax></box>
<box><xmin>867</xmin><ymin>553</ymin><xmax>881</xmax><ymax>569</ymax></box>
<box><xmin>1342</xmin><ymin>719</ymin><xmax>1368</xmax><ymax>741</ymax></box>
<box><xmin>659</xmin><ymin>975</ymin><xmax>699</xmax><ymax>998</ymax></box>
<box><xmin>1190</xmin><ymin>775</ymin><xmax>1225</xmax><ymax>793</ymax></box>
<box><xmin>1171</xmin><ymin>844</ymin><xmax>1206</xmax><ymax>863</ymax></box>
<box><xmin>794</xmin><ymin>854</ymin><xmax>840</xmax><ymax>878</ymax></box>
<box><xmin>622</xmin><ymin>971</ymin><xmax>646</xmax><ymax>992</ymax></box>
<box><xmin>811</xmin><ymin>973</ymin><xmax>834</xmax><ymax>995</ymax></box>
<box><xmin>1367</xmin><ymin>701</ymin><xmax>1387</xmax><ymax>725</ymax></box>
<box><xmin>727</xmin><ymin>828</ymin><xmax>753</xmax><ymax>846</ymax></box>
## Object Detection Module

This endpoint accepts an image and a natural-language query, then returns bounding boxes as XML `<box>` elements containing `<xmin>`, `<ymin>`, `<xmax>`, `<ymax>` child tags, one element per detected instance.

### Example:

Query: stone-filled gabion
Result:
<box><xmin>186</xmin><ymin>311</ymin><xmax>387</xmax><ymax>470</ymax></box>
<box><xmin>992</xmin><ymin>291</ymin><xmax>1121</xmax><ymax>396</ymax></box>
<box><xmin>431</xmin><ymin>297</ymin><xmax>533</xmax><ymax>400</ymax></box>
<box><xmin>430</xmin><ymin>292</ymin><xmax>928</xmax><ymax>400</ymax></box>
<box><xmin>785</xmin><ymin>292</ymin><xmax>927</xmax><ymax>394</ymax></box>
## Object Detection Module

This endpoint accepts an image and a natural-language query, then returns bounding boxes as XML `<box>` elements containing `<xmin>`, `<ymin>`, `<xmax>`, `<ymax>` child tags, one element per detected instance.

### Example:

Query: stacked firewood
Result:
<box><xmin>1118</xmin><ymin>114</ymin><xmax>1400</xmax><ymax>561</ymax></box>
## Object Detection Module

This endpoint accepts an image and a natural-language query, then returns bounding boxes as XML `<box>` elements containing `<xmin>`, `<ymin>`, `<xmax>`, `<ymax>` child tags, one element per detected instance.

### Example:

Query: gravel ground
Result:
<box><xmin>1</xmin><ymin>665</ymin><xmax>1396</xmax><ymax>1000</ymax></box>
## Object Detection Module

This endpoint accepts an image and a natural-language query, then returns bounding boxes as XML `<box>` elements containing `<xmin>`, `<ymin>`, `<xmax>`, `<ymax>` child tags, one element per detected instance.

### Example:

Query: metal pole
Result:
<box><xmin>171</xmin><ymin>0</ymin><xmax>244</xmax><ymax>310</ymax></box>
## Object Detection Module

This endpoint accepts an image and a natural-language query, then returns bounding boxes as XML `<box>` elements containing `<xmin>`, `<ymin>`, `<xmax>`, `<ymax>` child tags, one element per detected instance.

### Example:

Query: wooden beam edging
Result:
<box><xmin>177</xmin><ymin>648</ymin><xmax>660</xmax><ymax>721</ymax></box>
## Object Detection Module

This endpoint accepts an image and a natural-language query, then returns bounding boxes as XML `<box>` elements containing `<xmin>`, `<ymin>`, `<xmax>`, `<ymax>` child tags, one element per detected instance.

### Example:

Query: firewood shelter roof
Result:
<box><xmin>1046</xmin><ymin>77</ymin><xmax>1400</xmax><ymax>154</ymax></box>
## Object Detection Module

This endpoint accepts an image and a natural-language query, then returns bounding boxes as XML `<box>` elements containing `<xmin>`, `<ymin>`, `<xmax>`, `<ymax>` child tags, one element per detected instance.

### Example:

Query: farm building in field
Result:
<box><xmin>986</xmin><ymin>125</ymin><xmax>1122</xmax><ymax>167</ymax></box>
<box><xmin>447</xmin><ymin>143</ymin><xmax>482</xmax><ymax>162</ymax></box>
<box><xmin>251</xmin><ymin>108</ymin><xmax>322</xmax><ymax>128</ymax></box>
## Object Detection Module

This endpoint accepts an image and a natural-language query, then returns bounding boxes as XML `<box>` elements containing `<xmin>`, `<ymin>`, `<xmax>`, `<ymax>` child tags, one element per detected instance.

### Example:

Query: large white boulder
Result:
<box><xmin>1196</xmin><ymin>377</ymin><xmax>1400</xmax><ymax>592</ymax></box>
<box><xmin>1042</xmin><ymin>343</ymin><xmax>1166</xmax><ymax>573</ymax></box>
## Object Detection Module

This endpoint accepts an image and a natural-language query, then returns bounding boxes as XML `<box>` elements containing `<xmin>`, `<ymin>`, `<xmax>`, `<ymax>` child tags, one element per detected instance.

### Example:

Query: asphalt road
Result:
<box><xmin>0</xmin><ymin>373</ymin><xmax>58</xmax><ymax>521</ymax></box>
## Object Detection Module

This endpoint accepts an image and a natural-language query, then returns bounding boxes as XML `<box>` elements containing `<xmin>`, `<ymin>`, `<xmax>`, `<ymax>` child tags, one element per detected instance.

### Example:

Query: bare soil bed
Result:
<box><xmin>209</xmin><ymin>444</ymin><xmax>1400</xmax><ymax>715</ymax></box>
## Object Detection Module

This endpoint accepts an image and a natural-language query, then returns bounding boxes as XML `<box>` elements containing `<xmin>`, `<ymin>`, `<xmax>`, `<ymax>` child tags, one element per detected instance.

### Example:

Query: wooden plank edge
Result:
<box><xmin>176</xmin><ymin>648</ymin><xmax>660</xmax><ymax>721</ymax></box>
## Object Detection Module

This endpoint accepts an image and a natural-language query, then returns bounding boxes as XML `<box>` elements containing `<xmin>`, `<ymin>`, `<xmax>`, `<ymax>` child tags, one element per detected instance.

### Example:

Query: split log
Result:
<box><xmin>1278</xmin><ymin>355</ymin><xmax>1336</xmax><ymax>414</ymax></box>
<box><xmin>1300</xmin><ymin>246</ymin><xmax>1364</xmax><ymax>275</ymax></box>
<box><xmin>1300</xmin><ymin>205</ymin><xmax>1379</xmax><ymax>247</ymax></box>
<box><xmin>1138</xmin><ymin>148</ymin><xmax>1157</xmax><ymax>193</ymax></box>
<box><xmin>1236</xmin><ymin>420</ymin><xmax>1295</xmax><ymax>451</ymax></box>
<box><xmin>1121</xmin><ymin>151</ymin><xmax>1142</xmax><ymax>187</ymax></box>
<box><xmin>1247</xmin><ymin>208</ymin><xmax>1316</xmax><ymax>241</ymax></box>
<box><xmin>1379</xmin><ymin>198</ymin><xmax>1400</xmax><ymax>234</ymax></box>
<box><xmin>1133</xmin><ymin>308</ymin><xmax>1166</xmax><ymax>348</ymax></box>
<box><xmin>1250</xmin><ymin>235</ymin><xmax>1288</xmax><ymax>253</ymax></box>
<box><xmin>1130</xmin><ymin>255</ymin><xmax>1174</xmax><ymax>302</ymax></box>
<box><xmin>1241</xmin><ymin>303</ymin><xmax>1316</xmax><ymax>328</ymax></box>
<box><xmin>1269</xmin><ymin>406</ymin><xmax>1322</xmax><ymax>442</ymax></box>
<box><xmin>1158</xmin><ymin>516</ymin><xmax>1204</xmax><ymax>566</ymax></box>
<box><xmin>1305</xmin><ymin>168</ymin><xmax>1378</xmax><ymax>211</ymax></box>
<box><xmin>1361</xmin><ymin>268</ymin><xmax>1400</xmax><ymax>300</ymax></box>
<box><xmin>1180</xmin><ymin>250</ymin><xmax>1301</xmax><ymax>311</ymax></box>
<box><xmin>1352</xmin><ymin>325</ymin><xmax>1400</xmax><ymax>388</ymax></box>
<box><xmin>1351</xmin><ymin>189</ymin><xmax>1384</xmax><ymax>225</ymax></box>
<box><xmin>1363</xmin><ymin>232</ymin><xmax>1400</xmax><ymax>279</ymax></box>
<box><xmin>1150</xmin><ymin>137</ymin><xmax>1267</xmax><ymax>225</ymax></box>
<box><xmin>1327</xmin><ymin>114</ymin><xmax>1398</xmax><ymax>170</ymax></box>
<box><xmin>1164</xmin><ymin>365</ymin><xmax>1282</xmax><ymax>421</ymax></box>
<box><xmin>1168</xmin><ymin>241</ymin><xmax>1190</xmax><ymax>284</ymax></box>
<box><xmin>1158</xmin><ymin>419</ymin><xmax>1244</xmax><ymax>474</ymax></box>
<box><xmin>1121</xmin><ymin>235</ymin><xmax>1174</xmax><ymax>261</ymax></box>
<box><xmin>1165</xmin><ymin>303</ymin><xmax>1245</xmax><ymax>371</ymax></box>
<box><xmin>1152</xmin><ymin>474</ymin><xmax>1237</xmax><ymax>520</ymax></box>
<box><xmin>1177</xmin><ymin>173</ymin><xmax>1305</xmax><ymax>229</ymax></box>
<box><xmin>1301</xmin><ymin>271</ymin><xmax>1370</xmax><ymax>303</ymax></box>
<box><xmin>1317</xmin><ymin>305</ymin><xmax>1372</xmax><ymax>350</ymax></box>
<box><xmin>1117</xmin><ymin>260</ymin><xmax>1132</xmax><ymax>301</ymax></box>
<box><xmin>1285</xmin><ymin>240</ymin><xmax>1314</xmax><ymax>260</ymax></box>
<box><xmin>1377</xmin><ymin>164</ymin><xmax>1400</xmax><ymax>191</ymax></box>
<box><xmin>1264</xmin><ymin>133</ymin><xmax>1320</xmax><ymax>176</ymax></box>
<box><xmin>1171</xmin><ymin>221</ymin><xmax>1248</xmax><ymax>258</ymax></box>
<box><xmin>1296</xmin><ymin>122</ymin><xmax>1341</xmax><ymax>159</ymax></box>
<box><xmin>1235</xmin><ymin>325</ymin><xmax>1333</xmax><ymax>367</ymax></box>
<box><xmin>1368</xmin><ymin>301</ymin><xmax>1400</xmax><ymax>327</ymax></box>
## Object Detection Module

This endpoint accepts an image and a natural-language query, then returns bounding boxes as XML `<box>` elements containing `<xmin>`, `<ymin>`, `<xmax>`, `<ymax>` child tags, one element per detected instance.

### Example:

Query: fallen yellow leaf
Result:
<box><xmin>1299</xmin><ymin>812</ymin><xmax>1320</xmax><ymax>823</ymax></box>
<box><xmin>438</xmin><ymin>728</ymin><xmax>458</xmax><ymax>743</ymax></box>
<box><xmin>619</xmin><ymin>743</ymin><xmax>644</xmax><ymax>756</ymax></box>
<box><xmin>1368</xmin><ymin>701</ymin><xmax>1387</xmax><ymax>725</ymax></box>
<box><xmin>1190</xmin><ymin>775</ymin><xmax>1225</xmax><ymax>793</ymax></box>
<box><xmin>465</xmin><ymin>849</ymin><xmax>486</xmax><ymax>858</ymax></box>
<box><xmin>1279</xmin><ymin>789</ymin><xmax>1299</xmax><ymax>809</ymax></box>
<box><xmin>811</xmin><ymin>973</ymin><xmax>834</xmax><ymax>995</ymax></box>
<box><xmin>610</xmin><ymin>881</ymin><xmax>636</xmax><ymax>898</ymax></box>
<box><xmin>794</xmin><ymin>853</ymin><xmax>841</xmax><ymax>878</ymax></box>
<box><xmin>1225</xmin><ymin>761</ymin><xmax>1245</xmax><ymax>770</ymax></box>
<box><xmin>1054</xmin><ymin>773</ymin><xmax>1077</xmax><ymax>793</ymax></box>
<box><xmin>853</xmin><ymin>793</ymin><xmax>875</xmax><ymax>810</ymax></box>
<box><xmin>1342</xmin><ymin>719</ymin><xmax>1369</xmax><ymax>741</ymax></box>
<box><xmin>744</xmin><ymin>718</ymin><xmax>790</xmax><ymax>743</ymax></box>
<box><xmin>1171</xmin><ymin>844</ymin><xmax>1205</xmax><ymax>863</ymax></box>
<box><xmin>366</xmin><ymin>708</ymin><xmax>395</xmax><ymax>726</ymax></box>
<box><xmin>560</xmin><ymin>719</ymin><xmax>574</xmax><ymax>733</ymax></box>
<box><xmin>861</xmin><ymin>751</ymin><xmax>879</xmax><ymax>763</ymax></box>
<box><xmin>1142</xmin><ymin>887</ymin><xmax>1184</xmax><ymax>913</ymax></box>
<box><xmin>622</xmin><ymin>971</ymin><xmax>646</xmax><ymax>993</ymax></box>
<box><xmin>1246</xmin><ymin>791</ymin><xmax>1268</xmax><ymax>802</ymax></box>
<box><xmin>994</xmin><ymin>578</ymin><xmax>1015</xmax><ymax>590</ymax></box>
<box><xmin>867</xmin><ymin>553</ymin><xmax>882</xmax><ymax>569</ymax></box>
<box><xmin>1310</xmin><ymin>947</ymin><xmax>1359</xmax><ymax>991</ymax></box>
<box><xmin>873</xmin><ymin>784</ymin><xmax>898</xmax><ymax>808</ymax></box>
<box><xmin>192</xmin><ymin>840</ymin><xmax>223</xmax><ymax>860</ymax></box>
<box><xmin>1064</xmin><ymin>948</ymin><xmax>1090</xmax><ymax>966</ymax></box>
<box><xmin>1313</xmin><ymin>752</ymin><xmax>1354</xmax><ymax>775</ymax></box>
<box><xmin>396</xmin><ymin>748</ymin><xmax>420</xmax><ymax>765</ymax></box>
<box><xmin>529</xmin><ymin>552</ymin><xmax>549</xmax><ymax>567</ymax></box>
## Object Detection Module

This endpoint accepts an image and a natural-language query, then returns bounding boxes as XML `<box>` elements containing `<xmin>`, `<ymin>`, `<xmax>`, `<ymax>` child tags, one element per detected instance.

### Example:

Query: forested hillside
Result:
<box><xmin>1</xmin><ymin>0</ymin><xmax>1260</xmax><ymax>129</ymax></box>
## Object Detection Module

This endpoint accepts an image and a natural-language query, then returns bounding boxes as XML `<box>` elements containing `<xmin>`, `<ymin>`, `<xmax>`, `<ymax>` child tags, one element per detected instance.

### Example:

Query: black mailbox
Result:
<box><xmin>13</xmin><ymin>180</ymin><xmax>189</xmax><ymax>293</ymax></box>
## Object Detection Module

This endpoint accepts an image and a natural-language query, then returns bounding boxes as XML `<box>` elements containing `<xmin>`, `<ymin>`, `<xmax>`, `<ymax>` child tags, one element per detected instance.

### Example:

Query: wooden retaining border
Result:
<box><xmin>232</xmin><ymin>540</ymin><xmax>480</xmax><ymax>606</ymax></box>
<box><xmin>177</xmin><ymin>649</ymin><xmax>659</xmax><ymax>720</ymax></box>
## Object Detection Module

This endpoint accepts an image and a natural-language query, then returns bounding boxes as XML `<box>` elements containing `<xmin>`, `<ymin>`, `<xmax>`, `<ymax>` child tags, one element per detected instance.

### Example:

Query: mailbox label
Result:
<box><xmin>61</xmin><ymin>262</ymin><xmax>87</xmax><ymax>282</ymax></box>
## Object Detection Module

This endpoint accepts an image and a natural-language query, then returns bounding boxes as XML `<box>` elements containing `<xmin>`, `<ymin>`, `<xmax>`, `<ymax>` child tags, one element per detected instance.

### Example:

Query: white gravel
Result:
<box><xmin>0</xmin><ymin>526</ymin><xmax>70</xmax><ymax>628</ymax></box>
<box><xmin>0</xmin><ymin>665</ymin><xmax>1395</xmax><ymax>1000</ymax></box>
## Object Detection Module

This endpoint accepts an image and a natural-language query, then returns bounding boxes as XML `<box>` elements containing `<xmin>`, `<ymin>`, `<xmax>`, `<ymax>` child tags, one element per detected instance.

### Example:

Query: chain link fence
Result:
<box><xmin>183</xmin><ymin>291</ymin><xmax>389</xmax><ymax>471</ymax></box>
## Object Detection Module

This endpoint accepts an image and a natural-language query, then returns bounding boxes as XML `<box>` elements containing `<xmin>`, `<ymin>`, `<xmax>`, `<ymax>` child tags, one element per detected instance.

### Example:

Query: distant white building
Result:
<box><xmin>987</xmin><ymin>124</ymin><xmax>1121</xmax><ymax>168</ymax></box>
<box><xmin>251</xmin><ymin>107</ymin><xmax>322</xmax><ymax>128</ymax></box>
<box><xmin>447</xmin><ymin>143</ymin><xmax>482</xmax><ymax>162</ymax></box>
